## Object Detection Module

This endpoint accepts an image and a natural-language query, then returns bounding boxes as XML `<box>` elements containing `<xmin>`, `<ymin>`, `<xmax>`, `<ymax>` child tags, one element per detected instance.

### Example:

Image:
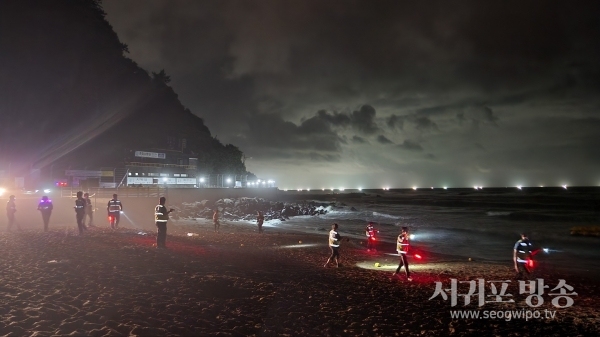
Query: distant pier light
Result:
<box><xmin>517</xmin><ymin>185</ymin><xmax>522</xmax><ymax>190</ymax></box>
<box><xmin>562</xmin><ymin>185</ymin><xmax>568</xmax><ymax>189</ymax></box>
<box><xmin>412</xmin><ymin>186</ymin><xmax>417</xmax><ymax>190</ymax></box>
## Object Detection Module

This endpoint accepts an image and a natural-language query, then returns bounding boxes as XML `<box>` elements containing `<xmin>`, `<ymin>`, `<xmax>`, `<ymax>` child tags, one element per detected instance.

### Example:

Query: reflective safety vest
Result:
<box><xmin>515</xmin><ymin>239</ymin><xmax>532</xmax><ymax>263</ymax></box>
<box><xmin>108</xmin><ymin>200</ymin><xmax>122</xmax><ymax>213</ymax></box>
<box><xmin>366</xmin><ymin>225</ymin><xmax>375</xmax><ymax>238</ymax></box>
<box><xmin>75</xmin><ymin>199</ymin><xmax>86</xmax><ymax>214</ymax></box>
<box><xmin>38</xmin><ymin>200</ymin><xmax>53</xmax><ymax>211</ymax></box>
<box><xmin>397</xmin><ymin>233</ymin><xmax>409</xmax><ymax>254</ymax></box>
<box><xmin>329</xmin><ymin>229</ymin><xmax>340</xmax><ymax>247</ymax></box>
<box><xmin>155</xmin><ymin>205</ymin><xmax>168</xmax><ymax>222</ymax></box>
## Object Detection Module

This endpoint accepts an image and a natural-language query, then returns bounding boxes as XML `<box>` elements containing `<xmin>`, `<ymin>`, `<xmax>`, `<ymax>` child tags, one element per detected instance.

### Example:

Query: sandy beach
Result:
<box><xmin>0</xmin><ymin>217</ymin><xmax>598</xmax><ymax>337</ymax></box>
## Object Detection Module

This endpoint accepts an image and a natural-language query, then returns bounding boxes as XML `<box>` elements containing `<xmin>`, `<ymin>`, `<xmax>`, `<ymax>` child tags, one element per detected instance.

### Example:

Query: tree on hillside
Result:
<box><xmin>0</xmin><ymin>0</ymin><xmax>251</xmax><ymax>179</ymax></box>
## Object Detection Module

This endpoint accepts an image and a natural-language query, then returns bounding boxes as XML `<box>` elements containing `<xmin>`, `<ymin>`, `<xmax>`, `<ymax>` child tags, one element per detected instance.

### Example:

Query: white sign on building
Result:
<box><xmin>177</xmin><ymin>178</ymin><xmax>196</xmax><ymax>185</ymax></box>
<box><xmin>134</xmin><ymin>151</ymin><xmax>166</xmax><ymax>159</ymax></box>
<box><xmin>127</xmin><ymin>177</ymin><xmax>154</xmax><ymax>185</ymax></box>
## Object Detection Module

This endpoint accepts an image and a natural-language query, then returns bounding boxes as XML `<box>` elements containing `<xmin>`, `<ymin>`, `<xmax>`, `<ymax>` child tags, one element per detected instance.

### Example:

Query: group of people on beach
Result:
<box><xmin>4</xmin><ymin>192</ymin><xmax>118</xmax><ymax>234</ymax></box>
<box><xmin>324</xmin><ymin>222</ymin><xmax>413</xmax><ymax>281</ymax></box>
<box><xmin>7</xmin><ymin>193</ymin><xmax>538</xmax><ymax>279</ymax></box>
<box><xmin>324</xmin><ymin>221</ymin><xmax>538</xmax><ymax>281</ymax></box>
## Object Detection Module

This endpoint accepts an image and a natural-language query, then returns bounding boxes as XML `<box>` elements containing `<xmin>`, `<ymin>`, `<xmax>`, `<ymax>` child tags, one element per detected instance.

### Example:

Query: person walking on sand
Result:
<box><xmin>6</xmin><ymin>195</ymin><xmax>21</xmax><ymax>232</ymax></box>
<box><xmin>84</xmin><ymin>192</ymin><xmax>94</xmax><ymax>227</ymax></box>
<box><xmin>393</xmin><ymin>227</ymin><xmax>412</xmax><ymax>281</ymax></box>
<box><xmin>74</xmin><ymin>191</ymin><xmax>86</xmax><ymax>235</ymax></box>
<box><xmin>365</xmin><ymin>222</ymin><xmax>378</xmax><ymax>251</ymax></box>
<box><xmin>155</xmin><ymin>196</ymin><xmax>174</xmax><ymax>249</ymax></box>
<box><xmin>37</xmin><ymin>195</ymin><xmax>53</xmax><ymax>232</ymax></box>
<box><xmin>324</xmin><ymin>223</ymin><xmax>343</xmax><ymax>268</ymax></box>
<box><xmin>213</xmin><ymin>208</ymin><xmax>220</xmax><ymax>232</ymax></box>
<box><xmin>514</xmin><ymin>233</ymin><xmax>534</xmax><ymax>280</ymax></box>
<box><xmin>107</xmin><ymin>194</ymin><xmax>123</xmax><ymax>229</ymax></box>
<box><xmin>256</xmin><ymin>211</ymin><xmax>264</xmax><ymax>233</ymax></box>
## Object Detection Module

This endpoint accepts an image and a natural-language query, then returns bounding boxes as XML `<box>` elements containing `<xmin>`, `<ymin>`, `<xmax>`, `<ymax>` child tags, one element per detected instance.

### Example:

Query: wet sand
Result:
<box><xmin>0</xmin><ymin>221</ymin><xmax>598</xmax><ymax>336</ymax></box>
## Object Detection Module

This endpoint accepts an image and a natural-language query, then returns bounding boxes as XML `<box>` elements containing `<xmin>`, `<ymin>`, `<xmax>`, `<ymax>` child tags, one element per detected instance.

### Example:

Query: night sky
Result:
<box><xmin>102</xmin><ymin>0</ymin><xmax>600</xmax><ymax>189</ymax></box>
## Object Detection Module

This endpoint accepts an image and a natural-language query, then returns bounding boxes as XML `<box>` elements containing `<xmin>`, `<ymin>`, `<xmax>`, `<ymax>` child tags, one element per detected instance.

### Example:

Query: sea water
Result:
<box><xmin>268</xmin><ymin>187</ymin><xmax>600</xmax><ymax>275</ymax></box>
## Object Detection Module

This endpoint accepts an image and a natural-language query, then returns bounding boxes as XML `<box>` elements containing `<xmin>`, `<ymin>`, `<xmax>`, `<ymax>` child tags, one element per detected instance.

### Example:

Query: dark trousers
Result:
<box><xmin>366</xmin><ymin>237</ymin><xmax>375</xmax><ymax>250</ymax></box>
<box><xmin>329</xmin><ymin>246</ymin><xmax>340</xmax><ymax>260</ymax></box>
<box><xmin>86</xmin><ymin>211</ymin><xmax>93</xmax><ymax>226</ymax></box>
<box><xmin>109</xmin><ymin>212</ymin><xmax>120</xmax><ymax>228</ymax></box>
<box><xmin>156</xmin><ymin>222</ymin><xmax>167</xmax><ymax>248</ymax></box>
<box><xmin>41</xmin><ymin>212</ymin><xmax>51</xmax><ymax>231</ymax></box>
<box><xmin>76</xmin><ymin>214</ymin><xmax>85</xmax><ymax>234</ymax></box>
<box><xmin>7</xmin><ymin>214</ymin><xmax>19</xmax><ymax>231</ymax></box>
<box><xmin>257</xmin><ymin>221</ymin><xmax>263</xmax><ymax>233</ymax></box>
<box><xmin>395</xmin><ymin>253</ymin><xmax>410</xmax><ymax>277</ymax></box>
<box><xmin>214</xmin><ymin>220</ymin><xmax>220</xmax><ymax>232</ymax></box>
<box><xmin>516</xmin><ymin>262</ymin><xmax>531</xmax><ymax>279</ymax></box>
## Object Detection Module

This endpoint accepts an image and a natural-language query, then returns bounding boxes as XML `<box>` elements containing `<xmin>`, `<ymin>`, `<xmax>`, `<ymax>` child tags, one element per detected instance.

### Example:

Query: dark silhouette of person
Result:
<box><xmin>256</xmin><ymin>211</ymin><xmax>264</xmax><ymax>233</ymax></box>
<box><xmin>37</xmin><ymin>195</ymin><xmax>54</xmax><ymax>231</ymax></box>
<box><xmin>74</xmin><ymin>191</ymin><xmax>86</xmax><ymax>235</ymax></box>
<box><xmin>6</xmin><ymin>195</ymin><xmax>20</xmax><ymax>231</ymax></box>
<box><xmin>213</xmin><ymin>209</ymin><xmax>220</xmax><ymax>232</ymax></box>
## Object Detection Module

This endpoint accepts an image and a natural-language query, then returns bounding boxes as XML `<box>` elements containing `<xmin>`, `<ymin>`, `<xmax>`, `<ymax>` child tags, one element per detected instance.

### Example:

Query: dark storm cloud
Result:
<box><xmin>352</xmin><ymin>135</ymin><xmax>367</xmax><ymax>144</ymax></box>
<box><xmin>386</xmin><ymin>114</ymin><xmax>404</xmax><ymax>130</ymax></box>
<box><xmin>412</xmin><ymin>117</ymin><xmax>438</xmax><ymax>132</ymax></box>
<box><xmin>316</xmin><ymin>109</ymin><xmax>351</xmax><ymax>127</ymax></box>
<box><xmin>242</xmin><ymin>112</ymin><xmax>343</xmax><ymax>158</ymax></box>
<box><xmin>102</xmin><ymin>0</ymin><xmax>600</xmax><ymax>186</ymax></box>
<box><xmin>376</xmin><ymin>135</ymin><xmax>393</xmax><ymax>144</ymax></box>
<box><xmin>351</xmin><ymin>105</ymin><xmax>379</xmax><ymax>135</ymax></box>
<box><xmin>398</xmin><ymin>140</ymin><xmax>423</xmax><ymax>151</ymax></box>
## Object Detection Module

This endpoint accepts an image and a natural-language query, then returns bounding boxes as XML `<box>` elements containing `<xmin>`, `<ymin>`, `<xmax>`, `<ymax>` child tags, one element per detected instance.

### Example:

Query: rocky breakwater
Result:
<box><xmin>170</xmin><ymin>197</ymin><xmax>333</xmax><ymax>222</ymax></box>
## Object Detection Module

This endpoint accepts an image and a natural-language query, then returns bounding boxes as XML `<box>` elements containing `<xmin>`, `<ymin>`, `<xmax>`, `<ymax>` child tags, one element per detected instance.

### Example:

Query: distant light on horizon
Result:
<box><xmin>443</xmin><ymin>186</ymin><xmax>447</xmax><ymax>190</ymax></box>
<box><xmin>340</xmin><ymin>187</ymin><xmax>345</xmax><ymax>191</ymax></box>
<box><xmin>517</xmin><ymin>185</ymin><xmax>522</xmax><ymax>190</ymax></box>
<box><xmin>562</xmin><ymin>185</ymin><xmax>568</xmax><ymax>189</ymax></box>
<box><xmin>358</xmin><ymin>187</ymin><xmax>362</xmax><ymax>191</ymax></box>
<box><xmin>412</xmin><ymin>186</ymin><xmax>417</xmax><ymax>190</ymax></box>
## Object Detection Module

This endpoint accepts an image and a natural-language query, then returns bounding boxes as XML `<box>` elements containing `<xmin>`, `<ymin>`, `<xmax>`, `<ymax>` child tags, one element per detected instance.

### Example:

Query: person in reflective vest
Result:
<box><xmin>513</xmin><ymin>233</ymin><xmax>533</xmax><ymax>279</ymax></box>
<box><xmin>324</xmin><ymin>223</ymin><xmax>343</xmax><ymax>268</ymax></box>
<box><xmin>365</xmin><ymin>222</ymin><xmax>378</xmax><ymax>251</ymax></box>
<box><xmin>155</xmin><ymin>196</ymin><xmax>174</xmax><ymax>248</ymax></box>
<box><xmin>74</xmin><ymin>191</ymin><xmax>86</xmax><ymax>235</ymax></box>
<box><xmin>6</xmin><ymin>195</ymin><xmax>21</xmax><ymax>232</ymax></box>
<box><xmin>37</xmin><ymin>195</ymin><xmax>53</xmax><ymax>232</ymax></box>
<box><xmin>393</xmin><ymin>227</ymin><xmax>412</xmax><ymax>281</ymax></box>
<box><xmin>107</xmin><ymin>194</ymin><xmax>123</xmax><ymax>229</ymax></box>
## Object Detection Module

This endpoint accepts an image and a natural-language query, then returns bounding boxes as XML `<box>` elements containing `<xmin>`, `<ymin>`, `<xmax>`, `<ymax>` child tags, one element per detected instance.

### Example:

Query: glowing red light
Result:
<box><xmin>414</xmin><ymin>254</ymin><xmax>422</xmax><ymax>259</ymax></box>
<box><xmin>527</xmin><ymin>259</ymin><xmax>534</xmax><ymax>268</ymax></box>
